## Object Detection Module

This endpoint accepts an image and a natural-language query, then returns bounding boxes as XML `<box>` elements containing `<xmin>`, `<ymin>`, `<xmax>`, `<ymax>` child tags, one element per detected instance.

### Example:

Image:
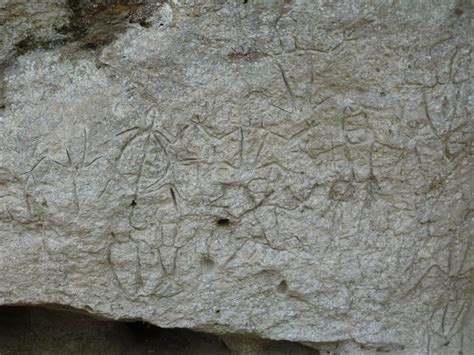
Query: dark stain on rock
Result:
<box><xmin>7</xmin><ymin>1</ymin><xmax>156</xmax><ymax>57</ymax></box>
<box><xmin>14</xmin><ymin>35</ymin><xmax>70</xmax><ymax>56</ymax></box>
<box><xmin>64</xmin><ymin>1</ymin><xmax>152</xmax><ymax>50</ymax></box>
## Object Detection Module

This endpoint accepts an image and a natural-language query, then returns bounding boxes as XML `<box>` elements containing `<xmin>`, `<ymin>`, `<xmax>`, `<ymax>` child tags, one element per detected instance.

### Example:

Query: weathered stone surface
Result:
<box><xmin>0</xmin><ymin>1</ymin><xmax>473</xmax><ymax>354</ymax></box>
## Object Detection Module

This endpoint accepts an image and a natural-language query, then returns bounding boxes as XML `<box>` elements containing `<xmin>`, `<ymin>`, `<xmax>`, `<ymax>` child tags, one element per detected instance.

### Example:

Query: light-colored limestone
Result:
<box><xmin>0</xmin><ymin>1</ymin><xmax>472</xmax><ymax>353</ymax></box>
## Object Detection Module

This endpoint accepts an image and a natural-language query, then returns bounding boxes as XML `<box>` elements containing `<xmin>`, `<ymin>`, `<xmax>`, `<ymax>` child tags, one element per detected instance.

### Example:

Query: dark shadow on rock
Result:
<box><xmin>0</xmin><ymin>304</ymin><xmax>231</xmax><ymax>355</ymax></box>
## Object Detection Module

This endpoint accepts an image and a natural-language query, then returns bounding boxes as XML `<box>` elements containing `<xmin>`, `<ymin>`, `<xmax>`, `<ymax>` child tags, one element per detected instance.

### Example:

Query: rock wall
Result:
<box><xmin>0</xmin><ymin>1</ymin><xmax>473</xmax><ymax>354</ymax></box>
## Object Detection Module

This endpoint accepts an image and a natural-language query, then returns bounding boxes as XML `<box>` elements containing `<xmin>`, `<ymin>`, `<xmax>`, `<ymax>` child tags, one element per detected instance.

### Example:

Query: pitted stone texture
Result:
<box><xmin>0</xmin><ymin>1</ymin><xmax>473</xmax><ymax>354</ymax></box>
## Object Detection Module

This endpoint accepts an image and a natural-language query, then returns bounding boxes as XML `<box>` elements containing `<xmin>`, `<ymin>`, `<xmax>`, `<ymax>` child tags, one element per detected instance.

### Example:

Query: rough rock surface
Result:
<box><xmin>0</xmin><ymin>1</ymin><xmax>473</xmax><ymax>354</ymax></box>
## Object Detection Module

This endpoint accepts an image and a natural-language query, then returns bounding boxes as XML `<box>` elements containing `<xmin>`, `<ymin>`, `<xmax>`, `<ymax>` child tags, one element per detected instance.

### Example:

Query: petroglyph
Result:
<box><xmin>0</xmin><ymin>1</ymin><xmax>472</xmax><ymax>354</ymax></box>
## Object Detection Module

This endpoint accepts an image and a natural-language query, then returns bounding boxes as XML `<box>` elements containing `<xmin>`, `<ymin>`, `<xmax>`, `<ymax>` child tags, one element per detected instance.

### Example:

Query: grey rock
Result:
<box><xmin>0</xmin><ymin>0</ymin><xmax>473</xmax><ymax>354</ymax></box>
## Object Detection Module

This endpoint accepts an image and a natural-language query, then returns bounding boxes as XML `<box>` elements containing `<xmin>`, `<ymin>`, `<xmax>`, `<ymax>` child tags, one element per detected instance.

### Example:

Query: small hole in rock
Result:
<box><xmin>139</xmin><ymin>21</ymin><xmax>151</xmax><ymax>28</ymax></box>
<box><xmin>216</xmin><ymin>218</ymin><xmax>231</xmax><ymax>227</ymax></box>
<box><xmin>215</xmin><ymin>309</ymin><xmax>220</xmax><ymax>313</ymax></box>
<box><xmin>277</xmin><ymin>280</ymin><xmax>289</xmax><ymax>294</ymax></box>
<box><xmin>83</xmin><ymin>42</ymin><xmax>98</xmax><ymax>50</ymax></box>
<box><xmin>130</xmin><ymin>200</ymin><xmax>137</xmax><ymax>207</ymax></box>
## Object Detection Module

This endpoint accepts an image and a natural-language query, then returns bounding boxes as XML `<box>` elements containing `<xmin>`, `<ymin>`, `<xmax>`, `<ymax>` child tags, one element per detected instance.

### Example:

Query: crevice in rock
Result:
<box><xmin>0</xmin><ymin>304</ymin><xmax>327</xmax><ymax>354</ymax></box>
<box><xmin>0</xmin><ymin>304</ymin><xmax>231</xmax><ymax>354</ymax></box>
<box><xmin>0</xmin><ymin>62</ymin><xmax>7</xmax><ymax>112</ymax></box>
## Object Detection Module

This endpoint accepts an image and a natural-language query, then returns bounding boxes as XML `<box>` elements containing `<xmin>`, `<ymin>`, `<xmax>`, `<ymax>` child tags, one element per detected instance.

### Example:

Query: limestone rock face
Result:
<box><xmin>0</xmin><ymin>1</ymin><xmax>473</xmax><ymax>354</ymax></box>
